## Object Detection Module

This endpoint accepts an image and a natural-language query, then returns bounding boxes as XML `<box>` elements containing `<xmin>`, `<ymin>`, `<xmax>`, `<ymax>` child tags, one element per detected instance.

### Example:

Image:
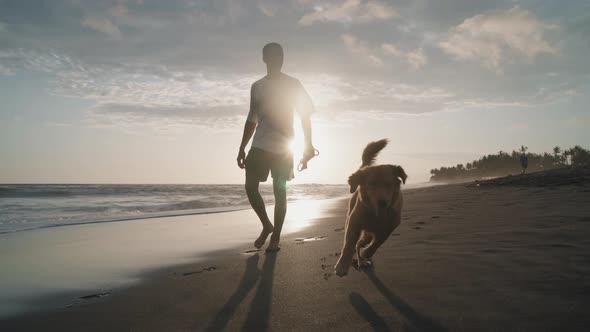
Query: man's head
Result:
<box><xmin>263</xmin><ymin>42</ymin><xmax>283</xmax><ymax>71</ymax></box>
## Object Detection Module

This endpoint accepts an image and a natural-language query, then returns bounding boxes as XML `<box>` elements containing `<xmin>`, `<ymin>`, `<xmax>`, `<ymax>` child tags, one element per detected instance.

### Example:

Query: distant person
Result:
<box><xmin>520</xmin><ymin>152</ymin><xmax>528</xmax><ymax>175</ymax></box>
<box><xmin>236</xmin><ymin>42</ymin><xmax>316</xmax><ymax>252</ymax></box>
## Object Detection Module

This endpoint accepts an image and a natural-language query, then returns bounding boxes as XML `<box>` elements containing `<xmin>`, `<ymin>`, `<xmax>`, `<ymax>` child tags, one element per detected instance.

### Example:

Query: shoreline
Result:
<box><xmin>3</xmin><ymin>181</ymin><xmax>590</xmax><ymax>331</ymax></box>
<box><xmin>0</xmin><ymin>196</ymin><xmax>346</xmax><ymax>319</ymax></box>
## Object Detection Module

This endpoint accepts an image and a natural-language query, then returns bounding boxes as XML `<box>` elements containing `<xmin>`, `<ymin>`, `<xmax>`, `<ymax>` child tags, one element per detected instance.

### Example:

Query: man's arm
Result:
<box><xmin>237</xmin><ymin>121</ymin><xmax>256</xmax><ymax>169</ymax></box>
<box><xmin>300</xmin><ymin>113</ymin><xmax>313</xmax><ymax>152</ymax></box>
<box><xmin>237</xmin><ymin>84</ymin><xmax>258</xmax><ymax>169</ymax></box>
<box><xmin>296</xmin><ymin>80</ymin><xmax>315</xmax><ymax>155</ymax></box>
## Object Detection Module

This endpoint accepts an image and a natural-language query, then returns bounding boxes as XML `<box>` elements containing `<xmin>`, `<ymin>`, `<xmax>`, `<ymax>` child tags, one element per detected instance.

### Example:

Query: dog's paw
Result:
<box><xmin>358</xmin><ymin>257</ymin><xmax>374</xmax><ymax>270</ymax></box>
<box><xmin>334</xmin><ymin>257</ymin><xmax>351</xmax><ymax>277</ymax></box>
<box><xmin>359</xmin><ymin>248</ymin><xmax>372</xmax><ymax>260</ymax></box>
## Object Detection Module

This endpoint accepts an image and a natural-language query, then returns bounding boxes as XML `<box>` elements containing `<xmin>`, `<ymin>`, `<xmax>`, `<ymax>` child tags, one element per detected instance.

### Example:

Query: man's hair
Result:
<box><xmin>263</xmin><ymin>42</ymin><xmax>283</xmax><ymax>59</ymax></box>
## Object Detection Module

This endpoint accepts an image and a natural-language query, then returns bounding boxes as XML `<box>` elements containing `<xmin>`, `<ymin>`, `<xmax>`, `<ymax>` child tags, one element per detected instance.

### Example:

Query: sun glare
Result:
<box><xmin>289</xmin><ymin>119</ymin><xmax>305</xmax><ymax>159</ymax></box>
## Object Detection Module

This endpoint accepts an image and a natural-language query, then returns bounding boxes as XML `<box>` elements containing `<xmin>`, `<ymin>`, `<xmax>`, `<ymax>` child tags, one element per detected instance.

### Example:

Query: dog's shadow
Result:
<box><xmin>352</xmin><ymin>270</ymin><xmax>448</xmax><ymax>332</ymax></box>
<box><xmin>349</xmin><ymin>292</ymin><xmax>392</xmax><ymax>332</ymax></box>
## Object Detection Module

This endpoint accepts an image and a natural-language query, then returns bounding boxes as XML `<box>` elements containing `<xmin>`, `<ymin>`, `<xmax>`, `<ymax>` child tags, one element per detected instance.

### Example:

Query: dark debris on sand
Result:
<box><xmin>79</xmin><ymin>291</ymin><xmax>111</xmax><ymax>300</ymax></box>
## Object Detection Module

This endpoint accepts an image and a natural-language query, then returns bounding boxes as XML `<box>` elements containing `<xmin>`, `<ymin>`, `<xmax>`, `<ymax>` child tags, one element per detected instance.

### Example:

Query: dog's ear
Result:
<box><xmin>391</xmin><ymin>165</ymin><xmax>407</xmax><ymax>184</ymax></box>
<box><xmin>348</xmin><ymin>169</ymin><xmax>365</xmax><ymax>193</ymax></box>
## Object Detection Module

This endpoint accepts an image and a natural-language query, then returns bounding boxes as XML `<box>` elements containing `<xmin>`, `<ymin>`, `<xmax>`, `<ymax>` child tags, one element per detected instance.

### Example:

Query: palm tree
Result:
<box><xmin>519</xmin><ymin>146</ymin><xmax>529</xmax><ymax>174</ymax></box>
<box><xmin>553</xmin><ymin>146</ymin><xmax>563</xmax><ymax>166</ymax></box>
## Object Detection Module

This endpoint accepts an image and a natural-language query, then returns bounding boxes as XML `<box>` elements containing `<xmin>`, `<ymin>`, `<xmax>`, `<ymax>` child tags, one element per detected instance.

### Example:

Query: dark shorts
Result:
<box><xmin>245</xmin><ymin>147</ymin><xmax>294</xmax><ymax>182</ymax></box>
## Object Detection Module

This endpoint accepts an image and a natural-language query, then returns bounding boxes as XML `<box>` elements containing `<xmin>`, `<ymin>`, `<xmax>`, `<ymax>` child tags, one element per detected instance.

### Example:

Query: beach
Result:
<box><xmin>2</xmin><ymin>178</ymin><xmax>590</xmax><ymax>331</ymax></box>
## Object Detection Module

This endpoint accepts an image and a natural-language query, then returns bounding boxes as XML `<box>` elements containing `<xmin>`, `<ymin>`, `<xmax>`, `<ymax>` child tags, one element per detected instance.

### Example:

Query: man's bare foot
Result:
<box><xmin>254</xmin><ymin>224</ymin><xmax>274</xmax><ymax>249</ymax></box>
<box><xmin>265</xmin><ymin>235</ymin><xmax>280</xmax><ymax>252</ymax></box>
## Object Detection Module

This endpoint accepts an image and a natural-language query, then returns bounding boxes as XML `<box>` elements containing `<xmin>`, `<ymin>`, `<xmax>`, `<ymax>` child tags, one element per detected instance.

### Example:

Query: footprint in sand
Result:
<box><xmin>413</xmin><ymin>226</ymin><xmax>422</xmax><ymax>230</ymax></box>
<box><xmin>321</xmin><ymin>264</ymin><xmax>333</xmax><ymax>270</ymax></box>
<box><xmin>320</xmin><ymin>257</ymin><xmax>327</xmax><ymax>261</ymax></box>
<box><xmin>329</xmin><ymin>251</ymin><xmax>341</xmax><ymax>257</ymax></box>
<box><xmin>64</xmin><ymin>291</ymin><xmax>112</xmax><ymax>308</ymax></box>
<box><xmin>391</xmin><ymin>233</ymin><xmax>401</xmax><ymax>236</ymax></box>
<box><xmin>242</xmin><ymin>249</ymin><xmax>261</xmax><ymax>255</ymax></box>
<box><xmin>431</xmin><ymin>216</ymin><xmax>441</xmax><ymax>219</ymax></box>
<box><xmin>334</xmin><ymin>227</ymin><xmax>344</xmax><ymax>232</ymax></box>
<box><xmin>323</xmin><ymin>273</ymin><xmax>333</xmax><ymax>280</ymax></box>
<box><xmin>181</xmin><ymin>266</ymin><xmax>216</xmax><ymax>276</ymax></box>
<box><xmin>416</xmin><ymin>221</ymin><xmax>425</xmax><ymax>225</ymax></box>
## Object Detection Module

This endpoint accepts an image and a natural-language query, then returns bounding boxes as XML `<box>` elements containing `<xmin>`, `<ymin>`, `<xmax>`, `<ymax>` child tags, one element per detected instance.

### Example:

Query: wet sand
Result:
<box><xmin>2</xmin><ymin>178</ymin><xmax>590</xmax><ymax>331</ymax></box>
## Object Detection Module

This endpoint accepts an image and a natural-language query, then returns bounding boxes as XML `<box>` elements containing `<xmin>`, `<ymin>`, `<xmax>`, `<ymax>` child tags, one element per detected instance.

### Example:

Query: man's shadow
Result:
<box><xmin>242</xmin><ymin>252</ymin><xmax>277</xmax><ymax>331</ymax></box>
<box><xmin>358</xmin><ymin>270</ymin><xmax>448</xmax><ymax>332</ymax></box>
<box><xmin>205</xmin><ymin>254</ymin><xmax>261</xmax><ymax>332</ymax></box>
<box><xmin>203</xmin><ymin>252</ymin><xmax>278</xmax><ymax>332</ymax></box>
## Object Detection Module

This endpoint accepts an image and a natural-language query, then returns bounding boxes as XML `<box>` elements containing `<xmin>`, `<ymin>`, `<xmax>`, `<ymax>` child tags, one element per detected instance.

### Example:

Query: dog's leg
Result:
<box><xmin>360</xmin><ymin>229</ymin><xmax>392</xmax><ymax>261</ymax></box>
<box><xmin>335</xmin><ymin>214</ymin><xmax>363</xmax><ymax>277</ymax></box>
<box><xmin>356</xmin><ymin>231</ymin><xmax>373</xmax><ymax>269</ymax></box>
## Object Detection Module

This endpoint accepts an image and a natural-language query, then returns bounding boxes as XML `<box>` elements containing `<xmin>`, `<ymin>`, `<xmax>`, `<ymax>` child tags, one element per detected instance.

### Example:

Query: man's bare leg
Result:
<box><xmin>267</xmin><ymin>179</ymin><xmax>287</xmax><ymax>251</ymax></box>
<box><xmin>245</xmin><ymin>174</ymin><xmax>274</xmax><ymax>249</ymax></box>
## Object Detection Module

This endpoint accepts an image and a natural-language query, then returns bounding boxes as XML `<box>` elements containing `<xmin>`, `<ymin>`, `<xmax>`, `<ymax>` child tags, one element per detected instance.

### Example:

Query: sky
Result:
<box><xmin>0</xmin><ymin>0</ymin><xmax>588</xmax><ymax>184</ymax></box>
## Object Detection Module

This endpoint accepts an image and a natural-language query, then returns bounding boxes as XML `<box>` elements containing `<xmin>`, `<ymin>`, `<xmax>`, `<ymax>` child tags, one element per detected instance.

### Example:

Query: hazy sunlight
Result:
<box><xmin>288</xmin><ymin>120</ymin><xmax>305</xmax><ymax>159</ymax></box>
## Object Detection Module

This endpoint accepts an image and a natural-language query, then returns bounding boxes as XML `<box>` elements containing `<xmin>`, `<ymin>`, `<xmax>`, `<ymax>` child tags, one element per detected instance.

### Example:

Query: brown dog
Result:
<box><xmin>334</xmin><ymin>139</ymin><xmax>407</xmax><ymax>277</ymax></box>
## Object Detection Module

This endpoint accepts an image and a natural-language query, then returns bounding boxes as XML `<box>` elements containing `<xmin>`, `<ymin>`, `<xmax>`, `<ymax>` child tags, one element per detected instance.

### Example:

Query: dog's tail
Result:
<box><xmin>361</xmin><ymin>139</ymin><xmax>388</xmax><ymax>167</ymax></box>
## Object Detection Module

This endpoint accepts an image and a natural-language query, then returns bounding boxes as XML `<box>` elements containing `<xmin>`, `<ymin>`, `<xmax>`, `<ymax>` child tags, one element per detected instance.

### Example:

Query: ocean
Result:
<box><xmin>0</xmin><ymin>184</ymin><xmax>349</xmax><ymax>234</ymax></box>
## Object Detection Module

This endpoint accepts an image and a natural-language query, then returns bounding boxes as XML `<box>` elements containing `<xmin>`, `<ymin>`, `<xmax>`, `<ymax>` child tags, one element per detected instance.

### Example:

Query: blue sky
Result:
<box><xmin>0</xmin><ymin>0</ymin><xmax>588</xmax><ymax>184</ymax></box>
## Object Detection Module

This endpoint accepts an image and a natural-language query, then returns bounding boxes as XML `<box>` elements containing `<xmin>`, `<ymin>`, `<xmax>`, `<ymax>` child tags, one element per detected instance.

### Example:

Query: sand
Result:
<box><xmin>2</xmin><ymin>178</ymin><xmax>590</xmax><ymax>331</ymax></box>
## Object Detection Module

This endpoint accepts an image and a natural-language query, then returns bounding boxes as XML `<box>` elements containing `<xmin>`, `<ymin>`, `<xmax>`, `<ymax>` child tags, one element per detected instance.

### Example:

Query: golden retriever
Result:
<box><xmin>334</xmin><ymin>139</ymin><xmax>407</xmax><ymax>277</ymax></box>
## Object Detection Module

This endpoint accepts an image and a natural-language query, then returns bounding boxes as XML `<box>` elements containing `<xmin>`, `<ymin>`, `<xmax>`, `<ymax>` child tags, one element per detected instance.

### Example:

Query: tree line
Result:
<box><xmin>429</xmin><ymin>145</ymin><xmax>590</xmax><ymax>182</ymax></box>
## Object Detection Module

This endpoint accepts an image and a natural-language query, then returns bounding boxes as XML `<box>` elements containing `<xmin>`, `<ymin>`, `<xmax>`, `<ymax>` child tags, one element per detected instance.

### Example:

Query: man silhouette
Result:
<box><xmin>237</xmin><ymin>42</ymin><xmax>315</xmax><ymax>252</ymax></box>
<box><xmin>520</xmin><ymin>152</ymin><xmax>528</xmax><ymax>175</ymax></box>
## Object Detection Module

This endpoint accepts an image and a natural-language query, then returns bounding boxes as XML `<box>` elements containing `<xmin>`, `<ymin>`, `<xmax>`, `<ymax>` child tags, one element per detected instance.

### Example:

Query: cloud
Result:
<box><xmin>88</xmin><ymin>102</ymin><xmax>246</xmax><ymax>132</ymax></box>
<box><xmin>0</xmin><ymin>48</ymin><xmax>257</xmax><ymax>129</ymax></box>
<box><xmin>257</xmin><ymin>1</ymin><xmax>277</xmax><ymax>17</ymax></box>
<box><xmin>81</xmin><ymin>16</ymin><xmax>122</xmax><ymax>39</ymax></box>
<box><xmin>406</xmin><ymin>48</ymin><xmax>428</xmax><ymax>68</ymax></box>
<box><xmin>0</xmin><ymin>1</ymin><xmax>584</xmax><ymax>132</ymax></box>
<box><xmin>438</xmin><ymin>6</ymin><xmax>558</xmax><ymax>69</ymax></box>
<box><xmin>109</xmin><ymin>1</ymin><xmax>129</xmax><ymax>17</ymax></box>
<box><xmin>342</xmin><ymin>37</ymin><xmax>428</xmax><ymax>69</ymax></box>
<box><xmin>381</xmin><ymin>43</ymin><xmax>403</xmax><ymax>57</ymax></box>
<box><xmin>382</xmin><ymin>43</ymin><xmax>428</xmax><ymax>69</ymax></box>
<box><xmin>0</xmin><ymin>51</ymin><xmax>14</xmax><ymax>75</ymax></box>
<box><xmin>0</xmin><ymin>64</ymin><xmax>14</xmax><ymax>75</ymax></box>
<box><xmin>4</xmin><ymin>47</ymin><xmax>575</xmax><ymax>131</ymax></box>
<box><xmin>341</xmin><ymin>33</ymin><xmax>383</xmax><ymax>66</ymax></box>
<box><xmin>299</xmin><ymin>0</ymin><xmax>397</xmax><ymax>26</ymax></box>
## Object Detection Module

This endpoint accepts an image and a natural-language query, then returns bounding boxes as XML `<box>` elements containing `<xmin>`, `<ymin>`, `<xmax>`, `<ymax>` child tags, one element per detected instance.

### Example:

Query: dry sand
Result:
<box><xmin>2</xmin><ymin>177</ymin><xmax>590</xmax><ymax>331</ymax></box>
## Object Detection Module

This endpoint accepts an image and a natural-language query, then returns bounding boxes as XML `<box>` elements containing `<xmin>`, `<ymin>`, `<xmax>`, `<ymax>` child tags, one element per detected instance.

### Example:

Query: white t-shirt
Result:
<box><xmin>247</xmin><ymin>73</ymin><xmax>314</xmax><ymax>154</ymax></box>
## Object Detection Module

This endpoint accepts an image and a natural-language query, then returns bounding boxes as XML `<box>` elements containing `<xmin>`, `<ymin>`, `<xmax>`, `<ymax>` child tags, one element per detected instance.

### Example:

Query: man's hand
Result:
<box><xmin>237</xmin><ymin>149</ymin><xmax>247</xmax><ymax>169</ymax></box>
<box><xmin>303</xmin><ymin>143</ymin><xmax>316</xmax><ymax>160</ymax></box>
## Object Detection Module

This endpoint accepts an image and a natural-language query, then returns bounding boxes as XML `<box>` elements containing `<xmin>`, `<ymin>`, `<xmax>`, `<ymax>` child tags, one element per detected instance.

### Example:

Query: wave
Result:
<box><xmin>0</xmin><ymin>184</ymin><xmax>350</xmax><ymax>234</ymax></box>
<box><xmin>0</xmin><ymin>205</ymin><xmax>253</xmax><ymax>235</ymax></box>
